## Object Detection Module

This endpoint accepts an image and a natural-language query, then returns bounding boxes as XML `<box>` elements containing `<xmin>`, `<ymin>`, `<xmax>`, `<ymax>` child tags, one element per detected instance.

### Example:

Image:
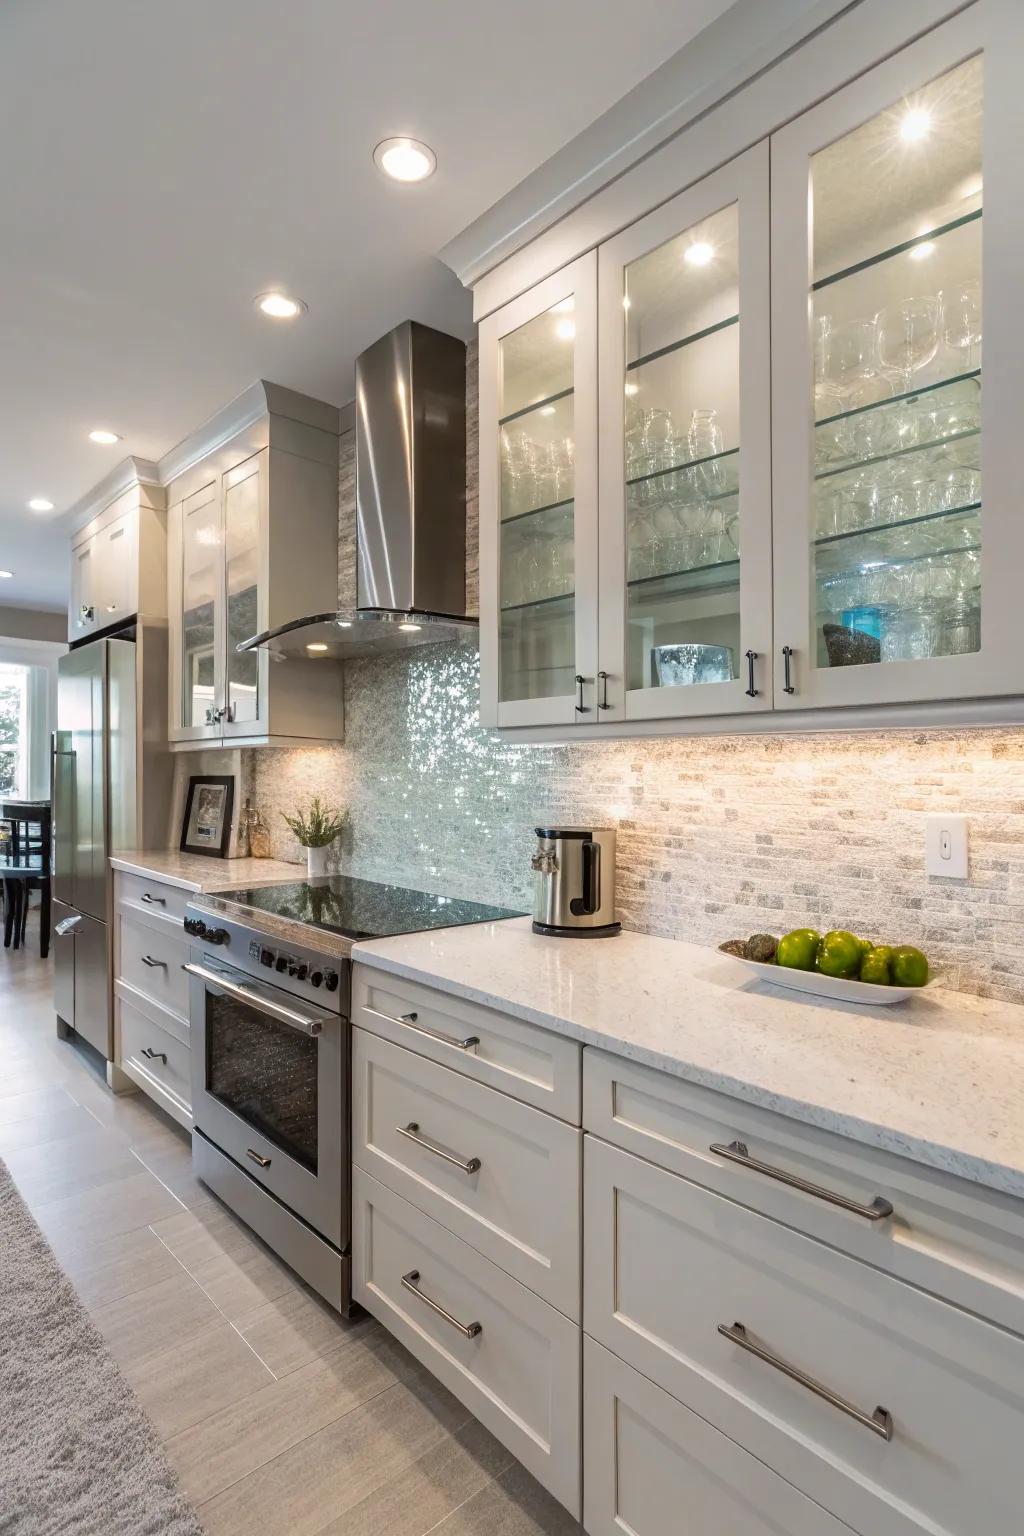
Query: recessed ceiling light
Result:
<box><xmin>28</xmin><ymin>498</ymin><xmax>54</xmax><ymax>513</ymax></box>
<box><xmin>684</xmin><ymin>242</ymin><xmax>714</xmax><ymax>267</ymax></box>
<box><xmin>305</xmin><ymin>642</ymin><xmax>329</xmax><ymax>653</ymax></box>
<box><xmin>398</xmin><ymin>621</ymin><xmax>422</xmax><ymax>632</ymax></box>
<box><xmin>909</xmin><ymin>241</ymin><xmax>935</xmax><ymax>261</ymax></box>
<box><xmin>88</xmin><ymin>428</ymin><xmax>121</xmax><ymax>445</ymax></box>
<box><xmin>555</xmin><ymin>319</ymin><xmax>576</xmax><ymax>341</ymax></box>
<box><xmin>255</xmin><ymin>292</ymin><xmax>307</xmax><ymax>319</ymax></box>
<box><xmin>373</xmin><ymin>137</ymin><xmax>437</xmax><ymax>183</ymax></box>
<box><xmin>0</xmin><ymin>570</ymin><xmax>13</xmax><ymax>580</ymax></box>
<box><xmin>900</xmin><ymin>107</ymin><xmax>932</xmax><ymax>143</ymax></box>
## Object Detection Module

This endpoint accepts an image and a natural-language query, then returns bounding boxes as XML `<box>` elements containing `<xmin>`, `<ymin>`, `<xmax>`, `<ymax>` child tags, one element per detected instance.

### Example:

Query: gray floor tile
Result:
<box><xmin>31</xmin><ymin>1166</ymin><xmax>184</xmax><ymax>1250</ymax></box>
<box><xmin>125</xmin><ymin>1318</ymin><xmax>275</xmax><ymax>1439</ymax></box>
<box><xmin>54</xmin><ymin>1222</ymin><xmax>184</xmax><ymax>1309</ymax></box>
<box><xmin>231</xmin><ymin>1281</ymin><xmax>377</xmax><ymax>1375</ymax></box>
<box><xmin>431</xmin><ymin>1459</ymin><xmax>584</xmax><ymax>1536</ymax></box>
<box><xmin>91</xmin><ymin>1268</ymin><xmax>225</xmax><ymax>1371</ymax></box>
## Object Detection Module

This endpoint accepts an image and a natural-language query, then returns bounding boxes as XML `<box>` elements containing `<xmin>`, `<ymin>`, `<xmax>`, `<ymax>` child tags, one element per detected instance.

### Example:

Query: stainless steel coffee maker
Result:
<box><xmin>530</xmin><ymin>826</ymin><xmax>621</xmax><ymax>937</ymax></box>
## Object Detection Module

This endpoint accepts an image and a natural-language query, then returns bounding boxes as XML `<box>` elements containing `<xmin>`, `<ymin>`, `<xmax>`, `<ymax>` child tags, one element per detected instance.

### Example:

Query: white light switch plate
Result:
<box><xmin>925</xmin><ymin>813</ymin><xmax>968</xmax><ymax>879</ymax></box>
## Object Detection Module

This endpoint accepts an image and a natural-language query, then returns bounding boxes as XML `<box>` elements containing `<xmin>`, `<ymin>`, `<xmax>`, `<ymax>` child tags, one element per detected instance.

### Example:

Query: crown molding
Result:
<box><xmin>63</xmin><ymin>455</ymin><xmax>160</xmax><ymax>537</ymax></box>
<box><xmin>439</xmin><ymin>0</ymin><xmax>858</xmax><ymax>291</ymax></box>
<box><xmin>156</xmin><ymin>379</ymin><xmax>343</xmax><ymax>489</ymax></box>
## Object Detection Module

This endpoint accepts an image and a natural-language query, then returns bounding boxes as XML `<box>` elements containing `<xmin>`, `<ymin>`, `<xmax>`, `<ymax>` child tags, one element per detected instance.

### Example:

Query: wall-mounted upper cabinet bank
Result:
<box><xmin>69</xmin><ymin>467</ymin><xmax>167</xmax><ymax>643</ymax></box>
<box><xmin>166</xmin><ymin>384</ymin><xmax>344</xmax><ymax>749</ymax></box>
<box><xmin>478</xmin><ymin>3</ymin><xmax>1019</xmax><ymax>733</ymax></box>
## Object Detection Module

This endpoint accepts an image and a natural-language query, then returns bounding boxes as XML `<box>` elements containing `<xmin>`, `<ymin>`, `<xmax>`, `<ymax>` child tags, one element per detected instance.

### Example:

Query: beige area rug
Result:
<box><xmin>0</xmin><ymin>1158</ymin><xmax>204</xmax><ymax>1535</ymax></box>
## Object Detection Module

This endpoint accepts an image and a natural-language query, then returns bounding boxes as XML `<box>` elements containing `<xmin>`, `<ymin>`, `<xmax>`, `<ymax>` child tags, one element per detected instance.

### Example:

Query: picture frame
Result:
<box><xmin>179</xmin><ymin>775</ymin><xmax>234</xmax><ymax>858</ymax></box>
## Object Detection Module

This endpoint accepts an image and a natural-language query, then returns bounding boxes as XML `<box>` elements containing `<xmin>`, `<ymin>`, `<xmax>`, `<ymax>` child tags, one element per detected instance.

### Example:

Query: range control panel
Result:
<box><xmin>184</xmin><ymin>905</ymin><xmax>349</xmax><ymax>1015</ymax></box>
<box><xmin>246</xmin><ymin>938</ymin><xmax>340</xmax><ymax>993</ymax></box>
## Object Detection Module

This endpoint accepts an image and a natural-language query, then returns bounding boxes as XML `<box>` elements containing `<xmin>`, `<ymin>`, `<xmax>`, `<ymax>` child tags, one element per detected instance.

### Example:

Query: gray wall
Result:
<box><xmin>0</xmin><ymin>606</ymin><xmax>66</xmax><ymax>644</ymax></box>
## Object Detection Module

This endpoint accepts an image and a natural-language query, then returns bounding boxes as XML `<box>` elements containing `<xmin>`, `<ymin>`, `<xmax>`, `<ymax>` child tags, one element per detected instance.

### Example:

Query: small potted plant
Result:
<box><xmin>281</xmin><ymin>796</ymin><xmax>346</xmax><ymax>878</ymax></box>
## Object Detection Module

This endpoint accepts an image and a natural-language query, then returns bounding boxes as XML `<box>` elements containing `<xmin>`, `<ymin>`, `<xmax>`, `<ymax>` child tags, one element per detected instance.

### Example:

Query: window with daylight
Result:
<box><xmin>0</xmin><ymin>664</ymin><xmax>29</xmax><ymax>797</ymax></box>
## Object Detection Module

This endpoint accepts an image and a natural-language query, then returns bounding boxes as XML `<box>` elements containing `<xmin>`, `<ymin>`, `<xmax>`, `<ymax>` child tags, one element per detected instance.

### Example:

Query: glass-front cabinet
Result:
<box><xmin>478</xmin><ymin>4</ymin><xmax>1017</xmax><ymax>729</ymax></box>
<box><xmin>222</xmin><ymin>455</ymin><xmax>263</xmax><ymax>732</ymax></box>
<box><xmin>479</xmin><ymin>255</ymin><xmax>598</xmax><ymax>726</ymax></box>
<box><xmin>772</xmin><ymin>7</ymin><xmax>1017</xmax><ymax>708</ymax></box>
<box><xmin>179</xmin><ymin>480</ymin><xmax>222</xmax><ymax>735</ymax></box>
<box><xmin>596</xmin><ymin>143</ymin><xmax>772</xmax><ymax>720</ymax></box>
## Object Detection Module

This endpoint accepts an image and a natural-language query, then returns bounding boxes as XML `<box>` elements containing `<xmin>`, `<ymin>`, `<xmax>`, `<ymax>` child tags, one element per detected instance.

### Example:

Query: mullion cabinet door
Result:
<box><xmin>771</xmin><ymin>1</ymin><xmax>1023</xmax><ymax>709</ymax></box>
<box><xmin>596</xmin><ymin>140</ymin><xmax>773</xmax><ymax>720</ymax></box>
<box><xmin>478</xmin><ymin>253</ymin><xmax>599</xmax><ymax>727</ymax></box>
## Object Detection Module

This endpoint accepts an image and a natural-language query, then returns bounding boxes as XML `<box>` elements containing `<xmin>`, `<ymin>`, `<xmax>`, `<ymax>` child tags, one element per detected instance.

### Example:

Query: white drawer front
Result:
<box><xmin>115</xmin><ymin>870</ymin><xmax>191</xmax><ymax>924</ymax></box>
<box><xmin>583</xmin><ymin>1337</ymin><xmax>850</xmax><ymax>1536</ymax></box>
<box><xmin>353</xmin><ymin>964</ymin><xmax>580</xmax><ymax>1122</ymax></box>
<box><xmin>118</xmin><ymin>998</ymin><xmax>191</xmax><ymax>1126</ymax></box>
<box><xmin>353</xmin><ymin>1028</ymin><xmax>580</xmax><ymax>1318</ymax></box>
<box><xmin>584</xmin><ymin>1135</ymin><xmax>1024</xmax><ymax>1536</ymax></box>
<box><xmin>584</xmin><ymin>1047</ymin><xmax>1024</xmax><ymax>1337</ymax></box>
<box><xmin>353</xmin><ymin>1168</ymin><xmax>581</xmax><ymax>1517</ymax></box>
<box><xmin>117</xmin><ymin>912</ymin><xmax>190</xmax><ymax>1020</ymax></box>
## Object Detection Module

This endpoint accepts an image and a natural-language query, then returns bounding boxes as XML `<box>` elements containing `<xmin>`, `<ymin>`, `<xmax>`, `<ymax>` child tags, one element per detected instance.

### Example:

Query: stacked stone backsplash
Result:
<box><xmin>250</xmin><ymin>342</ymin><xmax>1024</xmax><ymax>1004</ymax></box>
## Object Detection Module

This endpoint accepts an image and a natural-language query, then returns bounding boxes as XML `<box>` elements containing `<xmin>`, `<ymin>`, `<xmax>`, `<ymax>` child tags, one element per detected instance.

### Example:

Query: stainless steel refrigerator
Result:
<box><xmin>52</xmin><ymin>627</ymin><xmax>170</xmax><ymax>1065</ymax></box>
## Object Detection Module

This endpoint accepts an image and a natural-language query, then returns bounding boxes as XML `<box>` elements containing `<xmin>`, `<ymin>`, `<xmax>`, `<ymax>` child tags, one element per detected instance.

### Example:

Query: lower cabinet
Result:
<box><xmin>583</xmin><ymin>1337</ymin><xmax>849</xmax><ymax>1536</ymax></box>
<box><xmin>352</xmin><ymin>1166</ymin><xmax>582</xmax><ymax>1518</ymax></box>
<box><xmin>117</xmin><ymin>995</ymin><xmax>191</xmax><ymax>1128</ymax></box>
<box><xmin>113</xmin><ymin>872</ymin><xmax>192</xmax><ymax>1128</ymax></box>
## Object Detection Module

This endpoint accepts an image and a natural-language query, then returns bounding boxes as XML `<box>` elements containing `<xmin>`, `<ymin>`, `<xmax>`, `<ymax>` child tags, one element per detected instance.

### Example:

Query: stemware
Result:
<box><xmin>941</xmin><ymin>282</ymin><xmax>982</xmax><ymax>372</ymax></box>
<box><xmin>876</xmin><ymin>296</ymin><xmax>941</xmax><ymax>393</ymax></box>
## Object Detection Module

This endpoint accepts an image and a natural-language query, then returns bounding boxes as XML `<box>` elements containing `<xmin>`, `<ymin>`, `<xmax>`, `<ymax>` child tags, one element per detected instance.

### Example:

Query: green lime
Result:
<box><xmin>818</xmin><ymin>930</ymin><xmax>863</xmax><ymax>979</ymax></box>
<box><xmin>859</xmin><ymin>947</ymin><xmax>892</xmax><ymax>986</ymax></box>
<box><xmin>856</xmin><ymin>937</ymin><xmax>874</xmax><ymax>958</ymax></box>
<box><xmin>891</xmin><ymin>945</ymin><xmax>929</xmax><ymax>988</ymax></box>
<box><xmin>776</xmin><ymin>928</ymin><xmax>821</xmax><ymax>971</ymax></box>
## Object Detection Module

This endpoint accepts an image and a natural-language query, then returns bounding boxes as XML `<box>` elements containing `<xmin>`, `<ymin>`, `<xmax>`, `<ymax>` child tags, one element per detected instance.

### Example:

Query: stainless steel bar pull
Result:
<box><xmin>709</xmin><ymin>1140</ymin><xmax>894</xmax><ymax>1221</ymax></box>
<box><xmin>397</xmin><ymin>1122</ymin><xmax>481</xmax><ymax>1175</ymax></box>
<box><xmin>718</xmin><ymin>1322</ymin><xmax>893</xmax><ymax>1441</ymax></box>
<box><xmin>246</xmin><ymin>1149</ymin><xmax>272</xmax><ymax>1169</ymax></box>
<box><xmin>140</xmin><ymin>892</ymin><xmax>166</xmax><ymax>906</ymax></box>
<box><xmin>182</xmin><ymin>962</ymin><xmax>324</xmax><ymax>1038</ymax></box>
<box><xmin>140</xmin><ymin>954</ymin><xmax>167</xmax><ymax>969</ymax></box>
<box><xmin>381</xmin><ymin>1008</ymin><xmax>479</xmax><ymax>1052</ymax></box>
<box><xmin>401</xmin><ymin>1270</ymin><xmax>482</xmax><ymax>1338</ymax></box>
<box><xmin>140</xmin><ymin>1047</ymin><xmax>168</xmax><ymax>1065</ymax></box>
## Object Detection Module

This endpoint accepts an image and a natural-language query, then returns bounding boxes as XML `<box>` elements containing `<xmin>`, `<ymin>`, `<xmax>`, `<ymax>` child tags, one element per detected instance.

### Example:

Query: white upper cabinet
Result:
<box><xmin>479</xmin><ymin>254</ymin><xmax>599</xmax><ymax>726</ymax></box>
<box><xmin>68</xmin><ymin>475</ymin><xmax>166</xmax><ymax>643</ymax></box>
<box><xmin>166</xmin><ymin>387</ymin><xmax>344</xmax><ymax>748</ymax></box>
<box><xmin>597</xmin><ymin>142</ymin><xmax>772</xmax><ymax>720</ymax></box>
<box><xmin>770</xmin><ymin>5</ymin><xmax>1014</xmax><ymax>709</ymax></box>
<box><xmin>476</xmin><ymin>1</ymin><xmax>1023</xmax><ymax>734</ymax></box>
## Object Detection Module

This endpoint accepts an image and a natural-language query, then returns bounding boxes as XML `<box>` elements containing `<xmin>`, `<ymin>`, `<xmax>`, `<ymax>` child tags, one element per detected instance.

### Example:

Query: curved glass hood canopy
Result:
<box><xmin>239</xmin><ymin>320</ymin><xmax>477</xmax><ymax>661</ymax></box>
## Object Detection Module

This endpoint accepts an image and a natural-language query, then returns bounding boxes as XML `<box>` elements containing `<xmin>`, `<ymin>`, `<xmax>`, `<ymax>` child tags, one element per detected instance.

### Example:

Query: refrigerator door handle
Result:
<box><xmin>51</xmin><ymin>732</ymin><xmax>77</xmax><ymax>901</ymax></box>
<box><xmin>54</xmin><ymin>914</ymin><xmax>82</xmax><ymax>938</ymax></box>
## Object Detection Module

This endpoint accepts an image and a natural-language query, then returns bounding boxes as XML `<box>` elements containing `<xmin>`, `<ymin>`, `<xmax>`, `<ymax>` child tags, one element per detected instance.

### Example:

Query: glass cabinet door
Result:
<box><xmin>771</xmin><ymin>10</ymin><xmax>1019</xmax><ymax>708</ymax></box>
<box><xmin>478</xmin><ymin>253</ymin><xmax>598</xmax><ymax>727</ymax></box>
<box><xmin>596</xmin><ymin>143</ymin><xmax>772</xmax><ymax>719</ymax></box>
<box><xmin>179</xmin><ymin>480</ymin><xmax>221</xmax><ymax>733</ymax></box>
<box><xmin>222</xmin><ymin>454</ymin><xmax>263</xmax><ymax>730</ymax></box>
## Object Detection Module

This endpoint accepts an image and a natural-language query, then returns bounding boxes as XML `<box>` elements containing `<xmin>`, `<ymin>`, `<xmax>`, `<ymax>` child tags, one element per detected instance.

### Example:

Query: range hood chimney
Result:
<box><xmin>239</xmin><ymin>320</ymin><xmax>476</xmax><ymax>659</ymax></box>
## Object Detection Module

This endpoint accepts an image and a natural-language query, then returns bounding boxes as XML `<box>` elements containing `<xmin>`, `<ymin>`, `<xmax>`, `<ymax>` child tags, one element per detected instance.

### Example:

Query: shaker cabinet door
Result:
<box><xmin>478</xmin><ymin>253</ymin><xmax>599</xmax><ymax>728</ymax></box>
<box><xmin>771</xmin><ymin>3</ymin><xmax>1022</xmax><ymax>709</ymax></box>
<box><xmin>597</xmin><ymin>140</ymin><xmax>773</xmax><ymax>720</ymax></box>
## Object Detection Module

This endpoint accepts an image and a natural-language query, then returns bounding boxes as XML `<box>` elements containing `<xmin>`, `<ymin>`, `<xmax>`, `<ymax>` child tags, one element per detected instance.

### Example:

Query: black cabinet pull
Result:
<box><xmin>782</xmin><ymin>645</ymin><xmax>795</xmax><ymax>694</ymax></box>
<box><xmin>744</xmin><ymin>650</ymin><xmax>759</xmax><ymax>698</ymax></box>
<box><xmin>575</xmin><ymin>674</ymin><xmax>589</xmax><ymax>713</ymax></box>
<box><xmin>597</xmin><ymin>671</ymin><xmax>611</xmax><ymax>710</ymax></box>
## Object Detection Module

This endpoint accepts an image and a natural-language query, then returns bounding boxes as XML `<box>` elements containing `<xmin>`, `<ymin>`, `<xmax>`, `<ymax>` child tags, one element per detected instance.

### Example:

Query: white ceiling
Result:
<box><xmin>0</xmin><ymin>0</ymin><xmax>734</xmax><ymax>612</ymax></box>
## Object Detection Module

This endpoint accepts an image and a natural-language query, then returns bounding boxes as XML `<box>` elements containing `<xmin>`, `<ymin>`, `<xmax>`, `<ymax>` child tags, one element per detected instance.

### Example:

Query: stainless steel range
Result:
<box><xmin>184</xmin><ymin>876</ymin><xmax>517</xmax><ymax>1314</ymax></box>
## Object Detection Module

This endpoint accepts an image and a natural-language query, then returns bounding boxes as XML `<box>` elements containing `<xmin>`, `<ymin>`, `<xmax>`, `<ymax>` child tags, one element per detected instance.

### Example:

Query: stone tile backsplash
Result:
<box><xmin>251</xmin><ymin>641</ymin><xmax>1024</xmax><ymax>1004</ymax></box>
<box><xmin>249</xmin><ymin>338</ymin><xmax>1024</xmax><ymax>1004</ymax></box>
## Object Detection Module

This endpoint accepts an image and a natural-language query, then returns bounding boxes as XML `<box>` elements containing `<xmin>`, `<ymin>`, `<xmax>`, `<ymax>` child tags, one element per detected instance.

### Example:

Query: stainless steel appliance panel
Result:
<box><xmin>56</xmin><ymin>642</ymin><xmax>108</xmax><ymax>919</ymax></box>
<box><xmin>52</xmin><ymin>899</ymin><xmax>76</xmax><ymax>1026</ymax></box>
<box><xmin>106</xmin><ymin>637</ymin><xmax>138</xmax><ymax>856</ymax></box>
<box><xmin>52</xmin><ymin>902</ymin><xmax>110</xmax><ymax>1057</ymax></box>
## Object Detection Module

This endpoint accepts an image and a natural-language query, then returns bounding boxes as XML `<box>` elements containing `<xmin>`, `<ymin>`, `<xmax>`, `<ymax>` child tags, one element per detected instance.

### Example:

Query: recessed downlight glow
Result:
<box><xmin>551</xmin><ymin>297</ymin><xmax>574</xmax><ymax>314</ymax></box>
<box><xmin>540</xmin><ymin>405</ymin><xmax>557</xmax><ymax>416</ymax></box>
<box><xmin>336</xmin><ymin>620</ymin><xmax>352</xmax><ymax>629</ymax></box>
<box><xmin>909</xmin><ymin>241</ymin><xmax>936</xmax><ymax>261</ymax></box>
<box><xmin>374</xmin><ymin>137</ymin><xmax>437</xmax><ymax>183</ymax></box>
<box><xmin>256</xmin><ymin>292</ymin><xmax>307</xmax><ymax>319</ymax></box>
<box><xmin>28</xmin><ymin>498</ymin><xmax>54</xmax><ymax>512</ymax></box>
<box><xmin>305</xmin><ymin>642</ymin><xmax>329</xmax><ymax>653</ymax></box>
<box><xmin>900</xmin><ymin>107</ymin><xmax>932</xmax><ymax>143</ymax></box>
<box><xmin>0</xmin><ymin>570</ymin><xmax>13</xmax><ymax>579</ymax></box>
<box><xmin>555</xmin><ymin>319</ymin><xmax>576</xmax><ymax>341</ymax></box>
<box><xmin>684</xmin><ymin>242</ymin><xmax>714</xmax><ymax>267</ymax></box>
<box><xmin>398</xmin><ymin>621</ymin><xmax>422</xmax><ymax>632</ymax></box>
<box><xmin>89</xmin><ymin>428</ymin><xmax>121</xmax><ymax>445</ymax></box>
<box><xmin>624</xmin><ymin>382</ymin><xmax>639</xmax><ymax>397</ymax></box>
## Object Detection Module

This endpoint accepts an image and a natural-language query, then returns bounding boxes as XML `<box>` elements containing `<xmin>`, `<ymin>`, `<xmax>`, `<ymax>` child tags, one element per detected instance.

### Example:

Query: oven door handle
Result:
<box><xmin>182</xmin><ymin>962</ymin><xmax>325</xmax><ymax>1038</ymax></box>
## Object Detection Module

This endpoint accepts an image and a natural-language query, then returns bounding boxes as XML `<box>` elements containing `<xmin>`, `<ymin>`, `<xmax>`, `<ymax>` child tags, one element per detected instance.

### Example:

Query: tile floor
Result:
<box><xmin>0</xmin><ymin>916</ymin><xmax>583</xmax><ymax>1536</ymax></box>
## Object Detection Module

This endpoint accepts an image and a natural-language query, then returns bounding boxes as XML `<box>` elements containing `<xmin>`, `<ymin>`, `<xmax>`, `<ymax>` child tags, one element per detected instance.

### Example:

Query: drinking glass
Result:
<box><xmin>687</xmin><ymin>408</ymin><xmax>723</xmax><ymax>461</ymax></box>
<box><xmin>941</xmin><ymin>282</ymin><xmax>982</xmax><ymax>372</ymax></box>
<box><xmin>876</xmin><ymin>296</ymin><xmax>941</xmax><ymax>393</ymax></box>
<box><xmin>642</xmin><ymin>409</ymin><xmax>675</xmax><ymax>469</ymax></box>
<box><xmin>820</xmin><ymin>318</ymin><xmax>882</xmax><ymax>405</ymax></box>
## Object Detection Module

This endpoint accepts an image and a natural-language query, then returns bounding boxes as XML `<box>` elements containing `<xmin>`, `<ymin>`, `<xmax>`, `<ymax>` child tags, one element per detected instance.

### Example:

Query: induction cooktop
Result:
<box><xmin>209</xmin><ymin>873</ymin><xmax>520</xmax><ymax>942</ymax></box>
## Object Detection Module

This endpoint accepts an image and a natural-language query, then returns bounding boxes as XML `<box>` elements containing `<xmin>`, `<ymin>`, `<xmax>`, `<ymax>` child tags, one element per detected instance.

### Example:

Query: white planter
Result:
<box><xmin>306</xmin><ymin>844</ymin><xmax>331</xmax><ymax>878</ymax></box>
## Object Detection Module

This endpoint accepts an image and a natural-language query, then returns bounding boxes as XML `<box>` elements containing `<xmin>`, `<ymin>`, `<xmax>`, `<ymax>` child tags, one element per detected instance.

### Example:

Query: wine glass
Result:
<box><xmin>942</xmin><ymin>283</ymin><xmax>982</xmax><ymax>372</ymax></box>
<box><xmin>876</xmin><ymin>296</ymin><xmax>941</xmax><ymax>393</ymax></box>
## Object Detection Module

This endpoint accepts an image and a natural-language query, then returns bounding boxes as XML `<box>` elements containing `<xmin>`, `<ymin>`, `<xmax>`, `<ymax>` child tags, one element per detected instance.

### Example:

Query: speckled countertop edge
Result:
<box><xmin>190</xmin><ymin>891</ymin><xmax>353</xmax><ymax>959</ymax></box>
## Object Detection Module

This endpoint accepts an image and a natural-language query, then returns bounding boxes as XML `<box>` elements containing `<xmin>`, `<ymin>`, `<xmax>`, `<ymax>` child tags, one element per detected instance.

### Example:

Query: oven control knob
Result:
<box><xmin>324</xmin><ymin>970</ymin><xmax>339</xmax><ymax>993</ymax></box>
<box><xmin>208</xmin><ymin>928</ymin><xmax>230</xmax><ymax>946</ymax></box>
<box><xmin>275</xmin><ymin>955</ymin><xmax>289</xmax><ymax>972</ymax></box>
<box><xmin>310</xmin><ymin>971</ymin><xmax>323</xmax><ymax>987</ymax></box>
<box><xmin>184</xmin><ymin>916</ymin><xmax>207</xmax><ymax>938</ymax></box>
<box><xmin>295</xmin><ymin>964</ymin><xmax>309</xmax><ymax>981</ymax></box>
<box><xmin>260</xmin><ymin>948</ymin><xmax>274</xmax><ymax>967</ymax></box>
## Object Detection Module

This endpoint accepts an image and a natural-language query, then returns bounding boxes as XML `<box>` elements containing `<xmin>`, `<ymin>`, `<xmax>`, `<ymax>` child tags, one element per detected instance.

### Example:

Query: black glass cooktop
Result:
<box><xmin>212</xmin><ymin>874</ymin><xmax>520</xmax><ymax>941</ymax></box>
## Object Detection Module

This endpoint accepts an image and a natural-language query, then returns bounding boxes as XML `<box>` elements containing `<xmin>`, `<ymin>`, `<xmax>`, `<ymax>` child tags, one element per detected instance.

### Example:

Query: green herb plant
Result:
<box><xmin>281</xmin><ymin>796</ymin><xmax>346</xmax><ymax>848</ymax></box>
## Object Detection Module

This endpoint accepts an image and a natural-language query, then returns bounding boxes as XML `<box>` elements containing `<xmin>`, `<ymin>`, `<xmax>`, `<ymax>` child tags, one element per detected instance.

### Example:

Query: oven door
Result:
<box><xmin>186</xmin><ymin>954</ymin><xmax>346</xmax><ymax>1248</ymax></box>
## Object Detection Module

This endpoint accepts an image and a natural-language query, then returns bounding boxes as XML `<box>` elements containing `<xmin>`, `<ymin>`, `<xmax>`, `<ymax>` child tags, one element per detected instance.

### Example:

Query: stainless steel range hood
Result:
<box><xmin>239</xmin><ymin>320</ymin><xmax>476</xmax><ymax>660</ymax></box>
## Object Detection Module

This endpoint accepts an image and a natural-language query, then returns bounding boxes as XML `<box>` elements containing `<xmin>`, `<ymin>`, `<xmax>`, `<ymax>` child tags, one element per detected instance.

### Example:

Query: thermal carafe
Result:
<box><xmin>530</xmin><ymin>826</ymin><xmax>620</xmax><ymax>937</ymax></box>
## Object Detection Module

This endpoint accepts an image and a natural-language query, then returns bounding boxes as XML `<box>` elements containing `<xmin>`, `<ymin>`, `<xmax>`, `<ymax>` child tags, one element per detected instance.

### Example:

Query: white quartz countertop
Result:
<box><xmin>110</xmin><ymin>850</ymin><xmax>302</xmax><ymax>893</ymax></box>
<box><xmin>353</xmin><ymin>917</ymin><xmax>1024</xmax><ymax>1199</ymax></box>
